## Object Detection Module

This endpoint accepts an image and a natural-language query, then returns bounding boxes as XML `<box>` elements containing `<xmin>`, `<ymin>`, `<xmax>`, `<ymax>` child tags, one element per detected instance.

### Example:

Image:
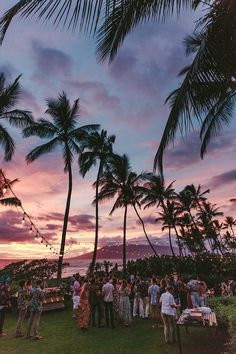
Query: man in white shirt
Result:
<box><xmin>102</xmin><ymin>278</ymin><xmax>115</xmax><ymax>328</ymax></box>
<box><xmin>159</xmin><ymin>286</ymin><xmax>179</xmax><ymax>344</ymax></box>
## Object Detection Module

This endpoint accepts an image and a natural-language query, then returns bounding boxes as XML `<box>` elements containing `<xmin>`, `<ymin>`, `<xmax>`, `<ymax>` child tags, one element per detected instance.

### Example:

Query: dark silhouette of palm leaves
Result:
<box><xmin>0</xmin><ymin>73</ymin><xmax>33</xmax><ymax>161</ymax></box>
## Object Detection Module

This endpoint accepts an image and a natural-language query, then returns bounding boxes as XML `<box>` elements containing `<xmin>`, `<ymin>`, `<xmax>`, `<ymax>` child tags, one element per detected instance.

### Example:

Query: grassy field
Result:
<box><xmin>0</xmin><ymin>307</ymin><xmax>226</xmax><ymax>354</ymax></box>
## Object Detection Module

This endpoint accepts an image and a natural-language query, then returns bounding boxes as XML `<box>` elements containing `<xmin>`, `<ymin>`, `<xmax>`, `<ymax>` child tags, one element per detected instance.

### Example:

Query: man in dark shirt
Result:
<box><xmin>89</xmin><ymin>278</ymin><xmax>103</xmax><ymax>327</ymax></box>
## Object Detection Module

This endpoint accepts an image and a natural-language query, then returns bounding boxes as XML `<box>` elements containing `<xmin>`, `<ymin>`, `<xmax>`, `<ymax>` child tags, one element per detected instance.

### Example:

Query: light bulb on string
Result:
<box><xmin>21</xmin><ymin>213</ymin><xmax>26</xmax><ymax>224</ymax></box>
<box><xmin>2</xmin><ymin>186</ymin><xmax>7</xmax><ymax>194</ymax></box>
<box><xmin>29</xmin><ymin>225</ymin><xmax>33</xmax><ymax>233</ymax></box>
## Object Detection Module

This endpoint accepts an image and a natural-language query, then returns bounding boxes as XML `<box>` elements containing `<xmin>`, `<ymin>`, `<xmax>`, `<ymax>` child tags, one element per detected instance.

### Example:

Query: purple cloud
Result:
<box><xmin>0</xmin><ymin>210</ymin><xmax>57</xmax><ymax>243</ymax></box>
<box><xmin>209</xmin><ymin>170</ymin><xmax>236</xmax><ymax>188</ymax></box>
<box><xmin>31</xmin><ymin>40</ymin><xmax>72</xmax><ymax>81</ymax></box>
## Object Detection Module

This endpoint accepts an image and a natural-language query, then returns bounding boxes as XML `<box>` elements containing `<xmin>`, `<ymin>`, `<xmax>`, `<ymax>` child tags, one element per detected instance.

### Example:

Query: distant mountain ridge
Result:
<box><xmin>69</xmin><ymin>244</ymin><xmax>177</xmax><ymax>260</ymax></box>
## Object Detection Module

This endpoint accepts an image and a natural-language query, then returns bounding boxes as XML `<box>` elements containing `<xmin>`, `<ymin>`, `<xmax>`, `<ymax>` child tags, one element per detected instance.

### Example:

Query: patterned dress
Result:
<box><xmin>113</xmin><ymin>285</ymin><xmax>119</xmax><ymax>320</ymax></box>
<box><xmin>79</xmin><ymin>288</ymin><xmax>90</xmax><ymax>329</ymax></box>
<box><xmin>119</xmin><ymin>287</ymin><xmax>131</xmax><ymax>325</ymax></box>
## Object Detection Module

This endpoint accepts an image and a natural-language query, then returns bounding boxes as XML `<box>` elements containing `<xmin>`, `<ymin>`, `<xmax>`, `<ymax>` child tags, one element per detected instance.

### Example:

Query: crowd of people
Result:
<box><xmin>0</xmin><ymin>271</ymin><xmax>235</xmax><ymax>345</ymax></box>
<box><xmin>0</xmin><ymin>277</ymin><xmax>44</xmax><ymax>340</ymax></box>
<box><xmin>70</xmin><ymin>272</ymin><xmax>213</xmax><ymax>345</ymax></box>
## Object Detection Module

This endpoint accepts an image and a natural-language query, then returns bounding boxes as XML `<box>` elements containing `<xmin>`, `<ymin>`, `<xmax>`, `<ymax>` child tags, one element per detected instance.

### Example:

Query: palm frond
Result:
<box><xmin>96</xmin><ymin>0</ymin><xmax>192</xmax><ymax>62</ymax></box>
<box><xmin>200</xmin><ymin>91</ymin><xmax>236</xmax><ymax>157</ymax></box>
<box><xmin>26</xmin><ymin>137</ymin><xmax>60</xmax><ymax>163</ymax></box>
<box><xmin>0</xmin><ymin>124</ymin><xmax>15</xmax><ymax>161</ymax></box>
<box><xmin>0</xmin><ymin>0</ymin><xmax>106</xmax><ymax>43</ymax></box>
<box><xmin>23</xmin><ymin>119</ymin><xmax>58</xmax><ymax>138</ymax></box>
<box><xmin>0</xmin><ymin>197</ymin><xmax>21</xmax><ymax>207</ymax></box>
<box><xmin>154</xmin><ymin>0</ymin><xmax>236</xmax><ymax>175</ymax></box>
<box><xmin>1</xmin><ymin>109</ymin><xmax>33</xmax><ymax>127</ymax></box>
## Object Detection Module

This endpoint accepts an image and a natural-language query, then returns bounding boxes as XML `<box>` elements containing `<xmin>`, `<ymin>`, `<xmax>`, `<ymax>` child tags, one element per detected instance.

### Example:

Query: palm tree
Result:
<box><xmin>223</xmin><ymin>216</ymin><xmax>236</xmax><ymax>237</ymax></box>
<box><xmin>23</xmin><ymin>92</ymin><xmax>100</xmax><ymax>279</ymax></box>
<box><xmin>98</xmin><ymin>154</ymin><xmax>156</xmax><ymax>275</ymax></box>
<box><xmin>197</xmin><ymin>201</ymin><xmax>224</xmax><ymax>254</ymax></box>
<box><xmin>79</xmin><ymin>129</ymin><xmax>116</xmax><ymax>271</ymax></box>
<box><xmin>141</xmin><ymin>174</ymin><xmax>176</xmax><ymax>210</ymax></box>
<box><xmin>0</xmin><ymin>169</ymin><xmax>21</xmax><ymax>207</ymax></box>
<box><xmin>155</xmin><ymin>200</ymin><xmax>182</xmax><ymax>257</ymax></box>
<box><xmin>0</xmin><ymin>73</ymin><xmax>33</xmax><ymax>161</ymax></box>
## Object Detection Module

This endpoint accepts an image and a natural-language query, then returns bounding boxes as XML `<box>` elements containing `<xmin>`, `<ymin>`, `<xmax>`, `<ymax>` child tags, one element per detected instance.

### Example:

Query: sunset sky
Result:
<box><xmin>1</xmin><ymin>1</ymin><xmax>236</xmax><ymax>261</ymax></box>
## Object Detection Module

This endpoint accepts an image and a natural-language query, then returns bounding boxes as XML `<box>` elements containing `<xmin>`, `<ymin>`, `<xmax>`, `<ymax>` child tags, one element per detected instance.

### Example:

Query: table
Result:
<box><xmin>176</xmin><ymin>310</ymin><xmax>218</xmax><ymax>354</ymax></box>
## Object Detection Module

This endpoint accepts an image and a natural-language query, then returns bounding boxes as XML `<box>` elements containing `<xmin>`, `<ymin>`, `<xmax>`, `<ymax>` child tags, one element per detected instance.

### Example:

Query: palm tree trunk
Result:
<box><xmin>91</xmin><ymin>163</ymin><xmax>103</xmax><ymax>272</ymax></box>
<box><xmin>133</xmin><ymin>204</ymin><xmax>157</xmax><ymax>256</ymax></box>
<box><xmin>57</xmin><ymin>160</ymin><xmax>73</xmax><ymax>279</ymax></box>
<box><xmin>168</xmin><ymin>226</ymin><xmax>176</xmax><ymax>257</ymax></box>
<box><xmin>123</xmin><ymin>204</ymin><xmax>128</xmax><ymax>277</ymax></box>
<box><xmin>173</xmin><ymin>225</ymin><xmax>183</xmax><ymax>257</ymax></box>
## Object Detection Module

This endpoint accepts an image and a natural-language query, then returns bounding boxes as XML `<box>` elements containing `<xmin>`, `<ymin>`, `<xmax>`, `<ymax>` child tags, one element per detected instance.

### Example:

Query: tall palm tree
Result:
<box><xmin>23</xmin><ymin>91</ymin><xmax>100</xmax><ymax>279</ymax></box>
<box><xmin>197</xmin><ymin>201</ymin><xmax>224</xmax><ymax>254</ymax></box>
<box><xmin>98</xmin><ymin>154</ymin><xmax>156</xmax><ymax>275</ymax></box>
<box><xmin>79</xmin><ymin>129</ymin><xmax>116</xmax><ymax>271</ymax></box>
<box><xmin>0</xmin><ymin>169</ymin><xmax>21</xmax><ymax>207</ymax></box>
<box><xmin>0</xmin><ymin>73</ymin><xmax>33</xmax><ymax>161</ymax></box>
<box><xmin>155</xmin><ymin>200</ymin><xmax>182</xmax><ymax>256</ymax></box>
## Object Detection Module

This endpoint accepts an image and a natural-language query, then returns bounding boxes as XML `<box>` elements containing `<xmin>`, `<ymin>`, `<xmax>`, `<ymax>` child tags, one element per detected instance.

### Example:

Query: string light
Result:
<box><xmin>0</xmin><ymin>169</ymin><xmax>59</xmax><ymax>255</ymax></box>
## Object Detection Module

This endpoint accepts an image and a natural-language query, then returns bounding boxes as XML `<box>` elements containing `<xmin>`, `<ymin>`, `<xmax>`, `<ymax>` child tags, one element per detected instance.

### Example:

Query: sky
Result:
<box><xmin>0</xmin><ymin>1</ymin><xmax>236</xmax><ymax>260</ymax></box>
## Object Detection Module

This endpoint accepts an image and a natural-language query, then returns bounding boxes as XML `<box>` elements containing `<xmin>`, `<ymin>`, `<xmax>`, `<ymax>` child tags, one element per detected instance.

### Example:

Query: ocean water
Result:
<box><xmin>0</xmin><ymin>259</ymin><xmax>123</xmax><ymax>277</ymax></box>
<box><xmin>62</xmin><ymin>258</ymin><xmax>123</xmax><ymax>277</ymax></box>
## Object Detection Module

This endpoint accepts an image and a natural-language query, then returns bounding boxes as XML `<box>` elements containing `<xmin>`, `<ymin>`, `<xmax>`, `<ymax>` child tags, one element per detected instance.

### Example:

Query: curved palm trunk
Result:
<box><xmin>173</xmin><ymin>225</ymin><xmax>183</xmax><ymax>257</ymax></box>
<box><xmin>168</xmin><ymin>226</ymin><xmax>176</xmax><ymax>257</ymax></box>
<box><xmin>91</xmin><ymin>163</ymin><xmax>103</xmax><ymax>272</ymax></box>
<box><xmin>57</xmin><ymin>160</ymin><xmax>73</xmax><ymax>279</ymax></box>
<box><xmin>123</xmin><ymin>204</ymin><xmax>128</xmax><ymax>277</ymax></box>
<box><xmin>133</xmin><ymin>204</ymin><xmax>157</xmax><ymax>256</ymax></box>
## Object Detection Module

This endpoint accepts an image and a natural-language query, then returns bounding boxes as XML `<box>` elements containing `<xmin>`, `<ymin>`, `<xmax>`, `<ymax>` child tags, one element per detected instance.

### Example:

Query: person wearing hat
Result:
<box><xmin>0</xmin><ymin>275</ymin><xmax>11</xmax><ymax>337</ymax></box>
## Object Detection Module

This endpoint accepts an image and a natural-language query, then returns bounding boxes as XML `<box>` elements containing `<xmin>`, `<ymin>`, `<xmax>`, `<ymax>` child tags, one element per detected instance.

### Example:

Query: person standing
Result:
<box><xmin>102</xmin><ymin>278</ymin><xmax>115</xmax><ymax>328</ymax></box>
<box><xmin>72</xmin><ymin>275</ymin><xmax>80</xmax><ymax>319</ymax></box>
<box><xmin>187</xmin><ymin>276</ymin><xmax>200</xmax><ymax>308</ymax></box>
<box><xmin>26</xmin><ymin>279</ymin><xmax>45</xmax><ymax>340</ymax></box>
<box><xmin>119</xmin><ymin>280</ymin><xmax>131</xmax><ymax>326</ymax></box>
<box><xmin>112</xmin><ymin>278</ymin><xmax>119</xmax><ymax>321</ymax></box>
<box><xmin>79</xmin><ymin>282</ymin><xmax>90</xmax><ymax>331</ymax></box>
<box><xmin>0</xmin><ymin>276</ymin><xmax>11</xmax><ymax>337</ymax></box>
<box><xmin>148</xmin><ymin>278</ymin><xmax>160</xmax><ymax>328</ymax></box>
<box><xmin>159</xmin><ymin>286</ymin><xmax>179</xmax><ymax>345</ymax></box>
<box><xmin>15</xmin><ymin>280</ymin><xmax>28</xmax><ymax>337</ymax></box>
<box><xmin>89</xmin><ymin>278</ymin><xmax>103</xmax><ymax>327</ymax></box>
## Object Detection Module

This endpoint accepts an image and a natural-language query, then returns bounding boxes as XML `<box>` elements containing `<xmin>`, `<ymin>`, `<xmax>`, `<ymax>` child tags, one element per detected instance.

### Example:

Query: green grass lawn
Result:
<box><xmin>0</xmin><ymin>307</ymin><xmax>226</xmax><ymax>354</ymax></box>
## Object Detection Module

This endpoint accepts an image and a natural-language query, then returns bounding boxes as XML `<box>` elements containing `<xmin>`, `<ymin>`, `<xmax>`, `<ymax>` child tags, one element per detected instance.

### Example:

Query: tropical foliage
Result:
<box><xmin>1</xmin><ymin>1</ymin><xmax>235</xmax><ymax>176</ymax></box>
<box><xmin>0</xmin><ymin>169</ymin><xmax>21</xmax><ymax>207</ymax></box>
<box><xmin>79</xmin><ymin>129</ymin><xmax>116</xmax><ymax>271</ymax></box>
<box><xmin>23</xmin><ymin>91</ymin><xmax>100</xmax><ymax>279</ymax></box>
<box><xmin>0</xmin><ymin>73</ymin><xmax>33</xmax><ymax>161</ymax></box>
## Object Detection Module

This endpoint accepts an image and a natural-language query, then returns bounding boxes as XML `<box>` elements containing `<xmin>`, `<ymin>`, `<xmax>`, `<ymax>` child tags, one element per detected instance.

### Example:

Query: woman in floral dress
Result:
<box><xmin>119</xmin><ymin>280</ymin><xmax>131</xmax><ymax>326</ymax></box>
<box><xmin>112</xmin><ymin>278</ymin><xmax>119</xmax><ymax>321</ymax></box>
<box><xmin>79</xmin><ymin>282</ymin><xmax>90</xmax><ymax>330</ymax></box>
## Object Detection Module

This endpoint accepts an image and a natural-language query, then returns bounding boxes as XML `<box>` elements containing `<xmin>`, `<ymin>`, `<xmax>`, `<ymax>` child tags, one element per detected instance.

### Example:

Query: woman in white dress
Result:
<box><xmin>119</xmin><ymin>280</ymin><xmax>131</xmax><ymax>326</ymax></box>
